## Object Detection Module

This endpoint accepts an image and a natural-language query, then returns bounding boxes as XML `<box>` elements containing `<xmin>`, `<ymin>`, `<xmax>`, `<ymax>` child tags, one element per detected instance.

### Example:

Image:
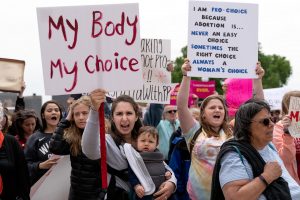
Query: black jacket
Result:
<box><xmin>49</xmin><ymin>119</ymin><xmax>102</xmax><ymax>200</ymax></box>
<box><xmin>25</xmin><ymin>130</ymin><xmax>53</xmax><ymax>186</ymax></box>
<box><xmin>0</xmin><ymin>134</ymin><xmax>30</xmax><ymax>200</ymax></box>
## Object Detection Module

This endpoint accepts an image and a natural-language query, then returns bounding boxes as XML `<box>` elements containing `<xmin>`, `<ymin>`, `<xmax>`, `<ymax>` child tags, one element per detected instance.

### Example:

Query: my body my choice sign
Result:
<box><xmin>37</xmin><ymin>4</ymin><xmax>143</xmax><ymax>95</ymax></box>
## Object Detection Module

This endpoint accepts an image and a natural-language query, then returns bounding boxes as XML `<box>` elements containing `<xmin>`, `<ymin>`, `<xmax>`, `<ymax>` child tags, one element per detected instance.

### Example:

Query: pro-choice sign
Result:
<box><xmin>37</xmin><ymin>4</ymin><xmax>143</xmax><ymax>95</ymax></box>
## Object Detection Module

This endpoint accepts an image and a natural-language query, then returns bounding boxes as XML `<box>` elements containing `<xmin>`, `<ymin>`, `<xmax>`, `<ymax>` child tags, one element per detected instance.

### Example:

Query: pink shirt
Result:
<box><xmin>273</xmin><ymin>120</ymin><xmax>300</xmax><ymax>184</ymax></box>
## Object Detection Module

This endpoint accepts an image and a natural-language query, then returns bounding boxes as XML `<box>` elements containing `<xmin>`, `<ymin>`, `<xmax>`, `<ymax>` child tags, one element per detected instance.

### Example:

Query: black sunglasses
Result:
<box><xmin>252</xmin><ymin>117</ymin><xmax>272</xmax><ymax>126</ymax></box>
<box><xmin>167</xmin><ymin>110</ymin><xmax>177</xmax><ymax>114</ymax></box>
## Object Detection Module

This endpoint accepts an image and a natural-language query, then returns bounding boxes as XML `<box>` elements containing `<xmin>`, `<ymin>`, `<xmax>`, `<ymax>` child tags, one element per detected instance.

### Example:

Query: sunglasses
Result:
<box><xmin>167</xmin><ymin>110</ymin><xmax>177</xmax><ymax>114</ymax></box>
<box><xmin>251</xmin><ymin>117</ymin><xmax>272</xmax><ymax>126</ymax></box>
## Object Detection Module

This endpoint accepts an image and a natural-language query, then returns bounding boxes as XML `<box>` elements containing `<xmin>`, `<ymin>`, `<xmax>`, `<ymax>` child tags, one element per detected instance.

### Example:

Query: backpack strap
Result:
<box><xmin>189</xmin><ymin>127</ymin><xmax>202</xmax><ymax>156</ymax></box>
<box><xmin>231</xmin><ymin>145</ymin><xmax>251</xmax><ymax>178</ymax></box>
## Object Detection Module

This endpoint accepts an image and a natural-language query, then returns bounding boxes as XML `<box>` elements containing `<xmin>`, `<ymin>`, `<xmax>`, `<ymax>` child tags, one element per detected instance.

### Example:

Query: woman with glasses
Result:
<box><xmin>211</xmin><ymin>99</ymin><xmax>300</xmax><ymax>200</ymax></box>
<box><xmin>177</xmin><ymin>59</ymin><xmax>233</xmax><ymax>200</ymax></box>
<box><xmin>273</xmin><ymin>91</ymin><xmax>300</xmax><ymax>184</ymax></box>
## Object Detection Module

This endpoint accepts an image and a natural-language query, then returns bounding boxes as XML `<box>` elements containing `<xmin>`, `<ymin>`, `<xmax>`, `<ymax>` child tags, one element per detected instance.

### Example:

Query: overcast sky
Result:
<box><xmin>1</xmin><ymin>0</ymin><xmax>299</xmax><ymax>102</ymax></box>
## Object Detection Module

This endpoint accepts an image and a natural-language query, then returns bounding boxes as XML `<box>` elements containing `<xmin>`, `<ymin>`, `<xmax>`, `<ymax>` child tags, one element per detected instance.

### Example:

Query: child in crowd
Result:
<box><xmin>128</xmin><ymin>126</ymin><xmax>172</xmax><ymax>200</ymax></box>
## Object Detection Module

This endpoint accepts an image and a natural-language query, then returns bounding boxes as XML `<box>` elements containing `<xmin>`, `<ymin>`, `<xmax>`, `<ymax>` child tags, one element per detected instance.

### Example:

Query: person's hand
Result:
<box><xmin>18</xmin><ymin>81</ymin><xmax>26</xmax><ymax>98</ymax></box>
<box><xmin>134</xmin><ymin>184</ymin><xmax>145</xmax><ymax>198</ymax></box>
<box><xmin>39</xmin><ymin>157</ymin><xmax>60</xmax><ymax>169</ymax></box>
<box><xmin>166</xmin><ymin>61</ymin><xmax>174</xmax><ymax>72</ymax></box>
<box><xmin>165</xmin><ymin>171</ymin><xmax>172</xmax><ymax>180</ymax></box>
<box><xmin>89</xmin><ymin>89</ymin><xmax>107</xmax><ymax>111</ymax></box>
<box><xmin>153</xmin><ymin>181</ymin><xmax>175</xmax><ymax>200</ymax></box>
<box><xmin>262</xmin><ymin>161</ymin><xmax>282</xmax><ymax>184</ymax></box>
<box><xmin>255</xmin><ymin>61</ymin><xmax>265</xmax><ymax>79</ymax></box>
<box><xmin>281</xmin><ymin>115</ymin><xmax>291</xmax><ymax>130</ymax></box>
<box><xmin>181</xmin><ymin>58</ymin><xmax>191</xmax><ymax>76</ymax></box>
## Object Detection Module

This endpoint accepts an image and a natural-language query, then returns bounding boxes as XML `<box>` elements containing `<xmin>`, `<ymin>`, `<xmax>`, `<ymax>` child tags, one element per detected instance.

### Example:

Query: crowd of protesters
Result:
<box><xmin>0</xmin><ymin>59</ymin><xmax>300</xmax><ymax>200</ymax></box>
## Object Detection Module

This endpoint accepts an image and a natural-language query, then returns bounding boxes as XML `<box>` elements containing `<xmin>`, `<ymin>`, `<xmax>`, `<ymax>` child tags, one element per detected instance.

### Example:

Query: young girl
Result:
<box><xmin>50</xmin><ymin>96</ymin><xmax>104</xmax><ymax>200</ymax></box>
<box><xmin>128</xmin><ymin>126</ymin><xmax>171</xmax><ymax>200</ymax></box>
<box><xmin>25</xmin><ymin>100</ymin><xmax>63</xmax><ymax>185</ymax></box>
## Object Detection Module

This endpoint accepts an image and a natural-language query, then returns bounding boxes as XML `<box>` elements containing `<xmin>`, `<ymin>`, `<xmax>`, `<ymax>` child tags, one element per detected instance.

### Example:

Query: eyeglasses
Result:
<box><xmin>251</xmin><ymin>117</ymin><xmax>273</xmax><ymax>126</ymax></box>
<box><xmin>167</xmin><ymin>110</ymin><xmax>177</xmax><ymax>114</ymax></box>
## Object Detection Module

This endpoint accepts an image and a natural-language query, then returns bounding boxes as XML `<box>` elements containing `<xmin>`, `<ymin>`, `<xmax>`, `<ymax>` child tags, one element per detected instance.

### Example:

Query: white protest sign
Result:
<box><xmin>288</xmin><ymin>96</ymin><xmax>300</xmax><ymax>138</ymax></box>
<box><xmin>264</xmin><ymin>87</ymin><xmax>288</xmax><ymax>111</ymax></box>
<box><xmin>107</xmin><ymin>38</ymin><xmax>173</xmax><ymax>104</ymax></box>
<box><xmin>107</xmin><ymin>83</ymin><xmax>174</xmax><ymax>104</ymax></box>
<box><xmin>141</xmin><ymin>39</ymin><xmax>171</xmax><ymax>84</ymax></box>
<box><xmin>187</xmin><ymin>1</ymin><xmax>258</xmax><ymax>78</ymax></box>
<box><xmin>37</xmin><ymin>4</ymin><xmax>143</xmax><ymax>95</ymax></box>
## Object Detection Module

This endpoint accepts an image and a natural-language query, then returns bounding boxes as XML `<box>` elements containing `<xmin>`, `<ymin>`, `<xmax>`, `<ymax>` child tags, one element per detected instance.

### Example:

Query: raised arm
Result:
<box><xmin>177</xmin><ymin>59</ymin><xmax>196</xmax><ymax>133</ymax></box>
<box><xmin>81</xmin><ymin>88</ymin><xmax>106</xmax><ymax>160</ymax></box>
<box><xmin>253</xmin><ymin>62</ymin><xmax>265</xmax><ymax>100</ymax></box>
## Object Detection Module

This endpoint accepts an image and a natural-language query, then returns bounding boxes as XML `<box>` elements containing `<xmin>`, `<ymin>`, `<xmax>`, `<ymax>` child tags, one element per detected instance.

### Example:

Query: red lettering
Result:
<box><xmin>115</xmin><ymin>12</ymin><xmax>125</xmax><ymax>35</ymax></box>
<box><xmin>105</xmin><ymin>21</ymin><xmax>115</xmax><ymax>36</ymax></box>
<box><xmin>92</xmin><ymin>11</ymin><xmax>103</xmax><ymax>38</ymax></box>
<box><xmin>290</xmin><ymin>111</ymin><xmax>299</xmax><ymax>122</ymax></box>
<box><xmin>84</xmin><ymin>53</ymin><xmax>139</xmax><ymax>73</ymax></box>
<box><xmin>128</xmin><ymin>58</ymin><xmax>139</xmax><ymax>71</ymax></box>
<box><xmin>85</xmin><ymin>55</ymin><xmax>95</xmax><ymax>73</ymax></box>
<box><xmin>63</xmin><ymin>62</ymin><xmax>78</xmax><ymax>92</ymax></box>
<box><xmin>66</xmin><ymin>19</ymin><xmax>78</xmax><ymax>49</ymax></box>
<box><xmin>104</xmin><ymin>60</ymin><xmax>112</xmax><ymax>71</ymax></box>
<box><xmin>125</xmin><ymin>14</ymin><xmax>138</xmax><ymax>45</ymax></box>
<box><xmin>49</xmin><ymin>16</ymin><xmax>67</xmax><ymax>42</ymax></box>
<box><xmin>50</xmin><ymin>59</ymin><xmax>64</xmax><ymax>78</ymax></box>
<box><xmin>48</xmin><ymin>16</ymin><xmax>78</xmax><ymax>49</ymax></box>
<box><xmin>50</xmin><ymin>59</ymin><xmax>78</xmax><ymax>92</ymax></box>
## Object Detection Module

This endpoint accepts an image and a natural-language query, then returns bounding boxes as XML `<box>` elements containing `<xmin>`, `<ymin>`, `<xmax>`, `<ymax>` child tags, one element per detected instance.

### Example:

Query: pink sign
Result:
<box><xmin>170</xmin><ymin>80</ymin><xmax>215</xmax><ymax>106</ymax></box>
<box><xmin>225</xmin><ymin>78</ymin><xmax>253</xmax><ymax>117</ymax></box>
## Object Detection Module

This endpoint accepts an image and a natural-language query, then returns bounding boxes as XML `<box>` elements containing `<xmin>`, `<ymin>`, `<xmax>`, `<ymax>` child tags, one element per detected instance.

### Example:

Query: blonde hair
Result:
<box><xmin>64</xmin><ymin>96</ymin><xmax>91</xmax><ymax>156</ymax></box>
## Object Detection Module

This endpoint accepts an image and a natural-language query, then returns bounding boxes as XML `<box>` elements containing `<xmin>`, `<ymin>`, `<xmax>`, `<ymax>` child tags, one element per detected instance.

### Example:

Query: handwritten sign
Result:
<box><xmin>37</xmin><ymin>4</ymin><xmax>143</xmax><ymax>95</ymax></box>
<box><xmin>187</xmin><ymin>1</ymin><xmax>258</xmax><ymax>79</ymax></box>
<box><xmin>107</xmin><ymin>83</ymin><xmax>174</xmax><ymax>104</ymax></box>
<box><xmin>288</xmin><ymin>96</ymin><xmax>300</xmax><ymax>138</ymax></box>
<box><xmin>107</xmin><ymin>38</ymin><xmax>172</xmax><ymax>104</ymax></box>
<box><xmin>141</xmin><ymin>39</ymin><xmax>171</xmax><ymax>84</ymax></box>
<box><xmin>225</xmin><ymin>78</ymin><xmax>252</xmax><ymax>117</ymax></box>
<box><xmin>0</xmin><ymin>58</ymin><xmax>25</xmax><ymax>92</ymax></box>
<box><xmin>264</xmin><ymin>87</ymin><xmax>287</xmax><ymax>111</ymax></box>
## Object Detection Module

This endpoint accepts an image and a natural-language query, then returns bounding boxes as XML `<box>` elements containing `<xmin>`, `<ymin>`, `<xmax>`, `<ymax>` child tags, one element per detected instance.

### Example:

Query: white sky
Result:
<box><xmin>1</xmin><ymin>0</ymin><xmax>299</xmax><ymax>102</ymax></box>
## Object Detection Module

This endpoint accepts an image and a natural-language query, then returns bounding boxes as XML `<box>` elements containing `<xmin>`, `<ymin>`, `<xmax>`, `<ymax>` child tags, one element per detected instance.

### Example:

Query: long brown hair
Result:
<box><xmin>199</xmin><ymin>95</ymin><xmax>232</xmax><ymax>138</ymax></box>
<box><xmin>110</xmin><ymin>95</ymin><xmax>143</xmax><ymax>145</ymax></box>
<box><xmin>64</xmin><ymin>96</ymin><xmax>91</xmax><ymax>156</ymax></box>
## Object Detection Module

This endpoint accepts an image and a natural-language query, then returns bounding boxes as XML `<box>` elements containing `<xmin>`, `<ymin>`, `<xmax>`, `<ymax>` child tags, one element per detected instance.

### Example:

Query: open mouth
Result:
<box><xmin>51</xmin><ymin>116</ymin><xmax>58</xmax><ymax>120</ymax></box>
<box><xmin>213</xmin><ymin>115</ymin><xmax>221</xmax><ymax>119</ymax></box>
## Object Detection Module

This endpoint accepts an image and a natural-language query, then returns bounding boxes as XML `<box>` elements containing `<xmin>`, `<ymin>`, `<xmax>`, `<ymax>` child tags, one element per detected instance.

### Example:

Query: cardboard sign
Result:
<box><xmin>187</xmin><ymin>1</ymin><xmax>258</xmax><ymax>79</ymax></box>
<box><xmin>288</xmin><ymin>96</ymin><xmax>300</xmax><ymax>138</ymax></box>
<box><xmin>141</xmin><ymin>39</ymin><xmax>171</xmax><ymax>84</ymax></box>
<box><xmin>37</xmin><ymin>4</ymin><xmax>143</xmax><ymax>95</ymax></box>
<box><xmin>107</xmin><ymin>38</ymin><xmax>172</xmax><ymax>104</ymax></box>
<box><xmin>0</xmin><ymin>58</ymin><xmax>25</xmax><ymax>92</ymax></box>
<box><xmin>107</xmin><ymin>83</ymin><xmax>174</xmax><ymax>104</ymax></box>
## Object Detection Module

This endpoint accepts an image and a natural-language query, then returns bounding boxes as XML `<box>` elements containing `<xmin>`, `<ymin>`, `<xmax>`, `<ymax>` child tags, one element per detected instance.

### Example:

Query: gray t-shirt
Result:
<box><xmin>219</xmin><ymin>143</ymin><xmax>300</xmax><ymax>200</ymax></box>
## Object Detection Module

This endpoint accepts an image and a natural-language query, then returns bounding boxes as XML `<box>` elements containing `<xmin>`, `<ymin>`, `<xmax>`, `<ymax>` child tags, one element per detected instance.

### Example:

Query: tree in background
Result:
<box><xmin>172</xmin><ymin>45</ymin><xmax>292</xmax><ymax>94</ymax></box>
<box><xmin>258</xmin><ymin>46</ymin><xmax>292</xmax><ymax>88</ymax></box>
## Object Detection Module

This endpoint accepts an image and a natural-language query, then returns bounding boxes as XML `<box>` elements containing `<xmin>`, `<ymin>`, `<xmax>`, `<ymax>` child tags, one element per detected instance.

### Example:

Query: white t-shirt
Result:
<box><xmin>219</xmin><ymin>143</ymin><xmax>300</xmax><ymax>200</ymax></box>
